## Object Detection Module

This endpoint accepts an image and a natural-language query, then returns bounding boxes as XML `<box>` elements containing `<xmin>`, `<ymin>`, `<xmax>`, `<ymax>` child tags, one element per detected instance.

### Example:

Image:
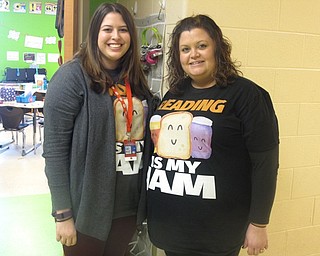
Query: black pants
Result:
<box><xmin>165</xmin><ymin>248</ymin><xmax>241</xmax><ymax>256</ymax></box>
<box><xmin>63</xmin><ymin>215</ymin><xmax>137</xmax><ymax>256</ymax></box>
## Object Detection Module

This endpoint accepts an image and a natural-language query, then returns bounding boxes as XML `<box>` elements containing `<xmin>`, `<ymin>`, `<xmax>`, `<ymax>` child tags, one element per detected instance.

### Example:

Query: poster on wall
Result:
<box><xmin>29</xmin><ymin>2</ymin><xmax>42</xmax><ymax>14</ymax></box>
<box><xmin>0</xmin><ymin>0</ymin><xmax>10</xmax><ymax>12</ymax></box>
<box><xmin>44</xmin><ymin>2</ymin><xmax>57</xmax><ymax>15</ymax></box>
<box><xmin>13</xmin><ymin>2</ymin><xmax>27</xmax><ymax>13</ymax></box>
<box><xmin>23</xmin><ymin>52</ymin><xmax>35</xmax><ymax>63</ymax></box>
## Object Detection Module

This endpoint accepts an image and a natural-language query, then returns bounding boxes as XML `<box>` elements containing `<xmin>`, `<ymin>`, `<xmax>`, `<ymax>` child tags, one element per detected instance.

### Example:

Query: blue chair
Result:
<box><xmin>0</xmin><ymin>106</ymin><xmax>29</xmax><ymax>155</ymax></box>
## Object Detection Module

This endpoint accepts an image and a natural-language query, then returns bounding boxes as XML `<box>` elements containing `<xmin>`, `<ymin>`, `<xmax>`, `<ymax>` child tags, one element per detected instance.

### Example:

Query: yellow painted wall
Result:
<box><xmin>119</xmin><ymin>1</ymin><xmax>320</xmax><ymax>255</ymax></box>
<box><xmin>118</xmin><ymin>0</ymin><xmax>162</xmax><ymax>18</ymax></box>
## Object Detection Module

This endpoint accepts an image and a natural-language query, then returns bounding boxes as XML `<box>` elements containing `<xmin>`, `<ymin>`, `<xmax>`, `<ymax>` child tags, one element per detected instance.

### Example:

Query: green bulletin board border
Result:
<box><xmin>0</xmin><ymin>0</ymin><xmax>59</xmax><ymax>81</ymax></box>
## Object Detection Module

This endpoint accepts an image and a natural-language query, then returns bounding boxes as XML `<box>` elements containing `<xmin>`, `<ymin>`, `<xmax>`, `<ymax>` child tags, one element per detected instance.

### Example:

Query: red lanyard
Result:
<box><xmin>111</xmin><ymin>78</ymin><xmax>133</xmax><ymax>138</ymax></box>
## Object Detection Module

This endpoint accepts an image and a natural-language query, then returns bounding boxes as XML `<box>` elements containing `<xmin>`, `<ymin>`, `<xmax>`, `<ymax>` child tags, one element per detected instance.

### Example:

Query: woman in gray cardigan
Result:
<box><xmin>43</xmin><ymin>3</ymin><xmax>158</xmax><ymax>256</ymax></box>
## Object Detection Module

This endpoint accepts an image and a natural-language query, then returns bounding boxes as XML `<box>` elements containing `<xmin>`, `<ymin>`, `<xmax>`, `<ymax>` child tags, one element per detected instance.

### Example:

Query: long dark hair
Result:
<box><xmin>76</xmin><ymin>3</ymin><xmax>151</xmax><ymax>98</ymax></box>
<box><xmin>166</xmin><ymin>14</ymin><xmax>242</xmax><ymax>94</ymax></box>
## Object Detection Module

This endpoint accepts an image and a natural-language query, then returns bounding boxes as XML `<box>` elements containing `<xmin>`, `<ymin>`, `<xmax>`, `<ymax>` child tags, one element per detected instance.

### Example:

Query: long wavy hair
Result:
<box><xmin>166</xmin><ymin>14</ymin><xmax>242</xmax><ymax>94</ymax></box>
<box><xmin>75</xmin><ymin>3</ymin><xmax>151</xmax><ymax>98</ymax></box>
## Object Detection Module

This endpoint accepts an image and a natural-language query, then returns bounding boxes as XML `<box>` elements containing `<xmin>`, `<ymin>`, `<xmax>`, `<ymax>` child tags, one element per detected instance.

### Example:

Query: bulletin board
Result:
<box><xmin>0</xmin><ymin>0</ymin><xmax>59</xmax><ymax>81</ymax></box>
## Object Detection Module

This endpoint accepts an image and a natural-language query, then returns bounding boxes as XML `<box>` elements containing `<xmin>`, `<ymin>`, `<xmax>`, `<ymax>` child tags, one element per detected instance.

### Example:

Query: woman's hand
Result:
<box><xmin>56</xmin><ymin>218</ymin><xmax>77</xmax><ymax>247</ymax></box>
<box><xmin>242</xmin><ymin>223</ymin><xmax>268</xmax><ymax>255</ymax></box>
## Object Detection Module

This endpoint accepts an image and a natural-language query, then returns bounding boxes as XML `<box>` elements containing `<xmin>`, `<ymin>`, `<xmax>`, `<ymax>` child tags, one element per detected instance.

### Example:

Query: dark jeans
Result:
<box><xmin>63</xmin><ymin>215</ymin><xmax>137</xmax><ymax>256</ymax></box>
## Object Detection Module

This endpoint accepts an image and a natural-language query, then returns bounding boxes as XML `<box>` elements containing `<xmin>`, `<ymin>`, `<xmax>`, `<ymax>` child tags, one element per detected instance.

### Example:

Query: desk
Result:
<box><xmin>0</xmin><ymin>83</ymin><xmax>47</xmax><ymax>94</ymax></box>
<box><xmin>0</xmin><ymin>101</ymin><xmax>44</xmax><ymax>155</ymax></box>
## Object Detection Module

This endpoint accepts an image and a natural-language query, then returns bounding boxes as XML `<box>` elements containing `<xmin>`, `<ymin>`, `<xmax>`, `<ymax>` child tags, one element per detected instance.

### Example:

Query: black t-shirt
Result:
<box><xmin>146</xmin><ymin>77</ymin><xmax>279</xmax><ymax>255</ymax></box>
<box><xmin>109</xmin><ymin>79</ymin><xmax>148</xmax><ymax>219</ymax></box>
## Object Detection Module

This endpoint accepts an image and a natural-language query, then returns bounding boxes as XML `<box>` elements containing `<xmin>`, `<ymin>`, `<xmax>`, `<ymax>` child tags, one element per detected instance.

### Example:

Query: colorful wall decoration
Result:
<box><xmin>0</xmin><ymin>0</ymin><xmax>58</xmax><ymax>81</ymax></box>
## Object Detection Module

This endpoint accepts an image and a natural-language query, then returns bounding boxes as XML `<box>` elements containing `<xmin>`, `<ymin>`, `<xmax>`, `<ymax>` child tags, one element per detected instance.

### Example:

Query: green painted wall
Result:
<box><xmin>90</xmin><ymin>0</ymin><xmax>117</xmax><ymax>17</ymax></box>
<box><xmin>0</xmin><ymin>0</ymin><xmax>59</xmax><ymax>81</ymax></box>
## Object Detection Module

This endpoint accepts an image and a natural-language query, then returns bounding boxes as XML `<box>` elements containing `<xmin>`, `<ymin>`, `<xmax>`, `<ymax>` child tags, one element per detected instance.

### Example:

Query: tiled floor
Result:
<box><xmin>0</xmin><ymin>123</ymin><xmax>164</xmax><ymax>256</ymax></box>
<box><xmin>0</xmin><ymin>124</ymin><xmax>62</xmax><ymax>256</ymax></box>
<box><xmin>0</xmin><ymin>127</ymin><xmax>48</xmax><ymax>197</ymax></box>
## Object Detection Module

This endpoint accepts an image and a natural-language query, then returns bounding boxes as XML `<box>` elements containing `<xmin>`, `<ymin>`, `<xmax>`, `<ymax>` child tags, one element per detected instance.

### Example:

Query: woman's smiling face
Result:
<box><xmin>179</xmin><ymin>28</ymin><xmax>217</xmax><ymax>88</ymax></box>
<box><xmin>98</xmin><ymin>12</ymin><xmax>131</xmax><ymax>70</ymax></box>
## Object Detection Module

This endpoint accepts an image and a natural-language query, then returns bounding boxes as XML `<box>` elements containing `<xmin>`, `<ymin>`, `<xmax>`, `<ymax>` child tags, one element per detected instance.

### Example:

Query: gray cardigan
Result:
<box><xmin>43</xmin><ymin>58</ymin><xmax>156</xmax><ymax>241</ymax></box>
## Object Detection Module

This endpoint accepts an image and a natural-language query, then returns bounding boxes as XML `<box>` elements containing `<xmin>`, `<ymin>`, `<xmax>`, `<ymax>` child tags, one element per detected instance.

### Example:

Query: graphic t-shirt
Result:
<box><xmin>146</xmin><ymin>77</ymin><xmax>278</xmax><ymax>255</ymax></box>
<box><xmin>109</xmin><ymin>81</ymin><xmax>148</xmax><ymax>219</ymax></box>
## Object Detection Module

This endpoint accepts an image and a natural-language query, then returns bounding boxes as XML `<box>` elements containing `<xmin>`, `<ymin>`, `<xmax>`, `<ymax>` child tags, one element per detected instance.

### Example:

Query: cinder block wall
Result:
<box><xmin>120</xmin><ymin>0</ymin><xmax>320</xmax><ymax>255</ymax></box>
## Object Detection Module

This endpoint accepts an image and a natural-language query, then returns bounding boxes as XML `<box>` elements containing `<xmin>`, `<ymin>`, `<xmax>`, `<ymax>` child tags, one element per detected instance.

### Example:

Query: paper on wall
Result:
<box><xmin>48</xmin><ymin>53</ymin><xmax>60</xmax><ymax>63</ymax></box>
<box><xmin>8</xmin><ymin>30</ymin><xmax>20</xmax><ymax>41</ymax></box>
<box><xmin>25</xmin><ymin>35</ymin><xmax>44</xmax><ymax>49</ymax></box>
<box><xmin>36</xmin><ymin>53</ymin><xmax>46</xmax><ymax>65</ymax></box>
<box><xmin>7</xmin><ymin>51</ymin><xmax>19</xmax><ymax>61</ymax></box>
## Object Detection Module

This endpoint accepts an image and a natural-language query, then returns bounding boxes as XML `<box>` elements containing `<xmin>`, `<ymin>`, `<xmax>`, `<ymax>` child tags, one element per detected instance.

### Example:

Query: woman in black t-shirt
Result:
<box><xmin>146</xmin><ymin>14</ymin><xmax>279</xmax><ymax>256</ymax></box>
